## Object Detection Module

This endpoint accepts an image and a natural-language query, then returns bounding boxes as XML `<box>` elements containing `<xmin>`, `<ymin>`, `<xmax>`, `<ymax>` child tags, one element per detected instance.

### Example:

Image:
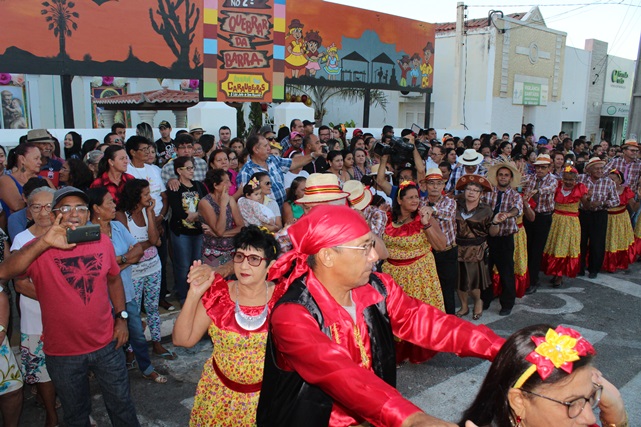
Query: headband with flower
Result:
<box><xmin>398</xmin><ymin>180</ymin><xmax>417</xmax><ymax>192</ymax></box>
<box><xmin>248</xmin><ymin>177</ymin><xmax>261</xmax><ymax>190</ymax></box>
<box><xmin>513</xmin><ymin>326</ymin><xmax>596</xmax><ymax>389</ymax></box>
<box><xmin>563</xmin><ymin>165</ymin><xmax>578</xmax><ymax>174</ymax></box>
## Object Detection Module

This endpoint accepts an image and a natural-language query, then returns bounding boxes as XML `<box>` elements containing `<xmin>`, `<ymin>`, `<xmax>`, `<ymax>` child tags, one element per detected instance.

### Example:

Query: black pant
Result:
<box><xmin>524</xmin><ymin>213</ymin><xmax>553</xmax><ymax>287</ymax></box>
<box><xmin>433</xmin><ymin>246</ymin><xmax>458</xmax><ymax>315</ymax></box>
<box><xmin>579</xmin><ymin>210</ymin><xmax>608</xmax><ymax>274</ymax></box>
<box><xmin>486</xmin><ymin>235</ymin><xmax>516</xmax><ymax>310</ymax></box>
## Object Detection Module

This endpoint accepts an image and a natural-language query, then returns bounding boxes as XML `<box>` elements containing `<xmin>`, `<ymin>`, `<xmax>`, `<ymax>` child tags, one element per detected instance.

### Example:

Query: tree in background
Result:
<box><xmin>41</xmin><ymin>0</ymin><xmax>80</xmax><ymax>58</ymax></box>
<box><xmin>149</xmin><ymin>0</ymin><xmax>200</xmax><ymax>70</ymax></box>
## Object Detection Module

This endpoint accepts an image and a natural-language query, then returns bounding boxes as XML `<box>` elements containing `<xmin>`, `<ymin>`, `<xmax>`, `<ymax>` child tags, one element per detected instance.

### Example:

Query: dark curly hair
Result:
<box><xmin>87</xmin><ymin>187</ymin><xmax>110</xmax><ymax>216</ymax></box>
<box><xmin>117</xmin><ymin>179</ymin><xmax>150</xmax><ymax>214</ymax></box>
<box><xmin>64</xmin><ymin>158</ymin><xmax>94</xmax><ymax>191</ymax></box>
<box><xmin>233</xmin><ymin>225</ymin><xmax>281</xmax><ymax>262</ymax></box>
<box><xmin>204</xmin><ymin>168</ymin><xmax>229</xmax><ymax>192</ymax></box>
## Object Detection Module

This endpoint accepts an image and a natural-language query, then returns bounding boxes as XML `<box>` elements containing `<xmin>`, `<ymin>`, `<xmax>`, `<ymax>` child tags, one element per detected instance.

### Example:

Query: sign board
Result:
<box><xmin>513</xmin><ymin>75</ymin><xmax>548</xmax><ymax>106</ymax></box>
<box><xmin>283</xmin><ymin>0</ymin><xmax>435</xmax><ymax>94</ymax></box>
<box><xmin>603</xmin><ymin>57</ymin><xmax>635</xmax><ymax>105</ymax></box>
<box><xmin>202</xmin><ymin>0</ymin><xmax>284</xmax><ymax>102</ymax></box>
<box><xmin>601</xmin><ymin>103</ymin><xmax>630</xmax><ymax>118</ymax></box>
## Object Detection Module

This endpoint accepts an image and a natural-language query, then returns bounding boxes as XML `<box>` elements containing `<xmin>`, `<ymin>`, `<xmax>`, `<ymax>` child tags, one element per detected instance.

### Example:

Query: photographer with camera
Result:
<box><xmin>375</xmin><ymin>130</ymin><xmax>428</xmax><ymax>201</ymax></box>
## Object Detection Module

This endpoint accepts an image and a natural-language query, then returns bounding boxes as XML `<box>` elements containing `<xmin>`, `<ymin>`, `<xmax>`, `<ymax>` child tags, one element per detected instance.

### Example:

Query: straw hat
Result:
<box><xmin>27</xmin><ymin>129</ymin><xmax>55</xmax><ymax>145</ymax></box>
<box><xmin>423</xmin><ymin>167</ymin><xmax>444</xmax><ymax>181</ymax></box>
<box><xmin>622</xmin><ymin>139</ymin><xmax>639</xmax><ymax>149</ymax></box>
<box><xmin>458</xmin><ymin>149</ymin><xmax>483</xmax><ymax>166</ymax></box>
<box><xmin>343</xmin><ymin>180</ymin><xmax>373</xmax><ymax>211</ymax></box>
<box><xmin>486</xmin><ymin>162</ymin><xmax>522</xmax><ymax>189</ymax></box>
<box><xmin>189</xmin><ymin>126</ymin><xmax>205</xmax><ymax>133</ymax></box>
<box><xmin>584</xmin><ymin>157</ymin><xmax>606</xmax><ymax>171</ymax></box>
<box><xmin>295</xmin><ymin>173</ymin><xmax>349</xmax><ymax>205</ymax></box>
<box><xmin>532</xmin><ymin>154</ymin><xmax>552</xmax><ymax>165</ymax></box>
<box><xmin>368</xmin><ymin>164</ymin><xmax>393</xmax><ymax>176</ymax></box>
<box><xmin>455</xmin><ymin>174</ymin><xmax>492</xmax><ymax>192</ymax></box>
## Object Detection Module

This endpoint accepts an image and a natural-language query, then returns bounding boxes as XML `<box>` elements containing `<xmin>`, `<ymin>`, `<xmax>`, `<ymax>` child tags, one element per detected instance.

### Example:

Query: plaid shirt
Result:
<box><xmin>605</xmin><ymin>157</ymin><xmax>641</xmax><ymax>192</ymax></box>
<box><xmin>446</xmin><ymin>163</ymin><xmax>488</xmax><ymax>193</ymax></box>
<box><xmin>237</xmin><ymin>155</ymin><xmax>293</xmax><ymax>206</ymax></box>
<box><xmin>363</xmin><ymin>205</ymin><xmax>387</xmax><ymax>237</ymax></box>
<box><xmin>90</xmin><ymin>172</ymin><xmax>135</xmax><ymax>206</ymax></box>
<box><xmin>425</xmin><ymin>196</ymin><xmax>457</xmax><ymax>247</ymax></box>
<box><xmin>577</xmin><ymin>174</ymin><xmax>619</xmax><ymax>211</ymax></box>
<box><xmin>161</xmin><ymin>157</ymin><xmax>208</xmax><ymax>185</ymax></box>
<box><xmin>523</xmin><ymin>173</ymin><xmax>558</xmax><ymax>214</ymax></box>
<box><xmin>482</xmin><ymin>187</ymin><xmax>523</xmax><ymax>236</ymax></box>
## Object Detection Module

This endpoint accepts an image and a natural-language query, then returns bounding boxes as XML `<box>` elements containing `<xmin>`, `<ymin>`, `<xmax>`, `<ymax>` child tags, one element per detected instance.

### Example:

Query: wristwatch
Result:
<box><xmin>116</xmin><ymin>310</ymin><xmax>129</xmax><ymax>320</ymax></box>
<box><xmin>120</xmin><ymin>255</ymin><xmax>127</xmax><ymax>264</ymax></box>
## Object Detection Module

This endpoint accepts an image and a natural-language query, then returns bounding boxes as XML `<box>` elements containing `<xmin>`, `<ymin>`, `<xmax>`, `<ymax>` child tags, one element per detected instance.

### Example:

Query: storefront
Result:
<box><xmin>600</xmin><ymin>57</ymin><xmax>634</xmax><ymax>145</ymax></box>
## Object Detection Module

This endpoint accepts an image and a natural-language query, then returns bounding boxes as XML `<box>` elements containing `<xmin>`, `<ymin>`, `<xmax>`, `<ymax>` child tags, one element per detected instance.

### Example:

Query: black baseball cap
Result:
<box><xmin>159</xmin><ymin>120</ymin><xmax>171</xmax><ymax>129</ymax></box>
<box><xmin>53</xmin><ymin>186</ymin><xmax>89</xmax><ymax>208</ymax></box>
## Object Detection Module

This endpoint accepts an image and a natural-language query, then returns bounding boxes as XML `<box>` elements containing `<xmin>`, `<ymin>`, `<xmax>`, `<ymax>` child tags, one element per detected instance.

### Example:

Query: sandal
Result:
<box><xmin>472</xmin><ymin>300</ymin><xmax>483</xmax><ymax>321</ymax></box>
<box><xmin>455</xmin><ymin>308</ymin><xmax>469</xmax><ymax>318</ymax></box>
<box><xmin>472</xmin><ymin>312</ymin><xmax>483</xmax><ymax>320</ymax></box>
<box><xmin>125</xmin><ymin>360</ymin><xmax>137</xmax><ymax>371</ymax></box>
<box><xmin>143</xmin><ymin>371</ymin><xmax>168</xmax><ymax>384</ymax></box>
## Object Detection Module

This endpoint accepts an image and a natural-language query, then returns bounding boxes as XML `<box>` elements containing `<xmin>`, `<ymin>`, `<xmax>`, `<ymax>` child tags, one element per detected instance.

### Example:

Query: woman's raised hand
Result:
<box><xmin>187</xmin><ymin>260</ymin><xmax>216</xmax><ymax>298</ymax></box>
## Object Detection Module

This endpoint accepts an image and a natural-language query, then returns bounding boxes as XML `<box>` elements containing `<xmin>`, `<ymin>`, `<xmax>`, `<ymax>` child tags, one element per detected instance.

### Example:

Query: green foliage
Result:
<box><xmin>236</xmin><ymin>105</ymin><xmax>246</xmax><ymax>139</ymax></box>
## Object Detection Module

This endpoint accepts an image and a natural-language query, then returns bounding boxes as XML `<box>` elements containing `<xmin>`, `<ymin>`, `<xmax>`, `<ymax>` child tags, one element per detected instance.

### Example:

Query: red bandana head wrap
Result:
<box><xmin>268</xmin><ymin>205</ymin><xmax>371</xmax><ymax>286</ymax></box>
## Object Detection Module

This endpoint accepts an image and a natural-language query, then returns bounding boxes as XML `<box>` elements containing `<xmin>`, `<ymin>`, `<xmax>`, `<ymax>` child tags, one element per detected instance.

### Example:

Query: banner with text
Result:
<box><xmin>203</xmin><ymin>0</ymin><xmax>284</xmax><ymax>101</ymax></box>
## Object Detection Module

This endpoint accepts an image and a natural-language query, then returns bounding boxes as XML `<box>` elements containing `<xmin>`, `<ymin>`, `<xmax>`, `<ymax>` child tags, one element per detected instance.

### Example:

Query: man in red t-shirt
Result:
<box><xmin>16</xmin><ymin>187</ymin><xmax>140</xmax><ymax>427</ymax></box>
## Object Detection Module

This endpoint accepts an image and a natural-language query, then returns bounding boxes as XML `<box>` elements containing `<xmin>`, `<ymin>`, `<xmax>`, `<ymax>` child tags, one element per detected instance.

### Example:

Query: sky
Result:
<box><xmin>330</xmin><ymin>0</ymin><xmax>641</xmax><ymax>60</ymax></box>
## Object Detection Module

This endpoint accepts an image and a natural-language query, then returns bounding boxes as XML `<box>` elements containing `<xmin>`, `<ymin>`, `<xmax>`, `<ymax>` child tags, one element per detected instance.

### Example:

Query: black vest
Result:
<box><xmin>256</xmin><ymin>274</ymin><xmax>396</xmax><ymax>427</ymax></box>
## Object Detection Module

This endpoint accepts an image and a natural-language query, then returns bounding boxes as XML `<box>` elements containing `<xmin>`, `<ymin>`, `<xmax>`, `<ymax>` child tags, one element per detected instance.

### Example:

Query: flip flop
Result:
<box><xmin>154</xmin><ymin>350</ymin><xmax>177</xmax><ymax>360</ymax></box>
<box><xmin>142</xmin><ymin>371</ymin><xmax>168</xmax><ymax>384</ymax></box>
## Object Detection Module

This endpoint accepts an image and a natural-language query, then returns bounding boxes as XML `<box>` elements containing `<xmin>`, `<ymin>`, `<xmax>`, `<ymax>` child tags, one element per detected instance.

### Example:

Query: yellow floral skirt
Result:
<box><xmin>542</xmin><ymin>213</ymin><xmax>580</xmax><ymax>277</ymax></box>
<box><xmin>603</xmin><ymin>210</ymin><xmax>635</xmax><ymax>272</ymax></box>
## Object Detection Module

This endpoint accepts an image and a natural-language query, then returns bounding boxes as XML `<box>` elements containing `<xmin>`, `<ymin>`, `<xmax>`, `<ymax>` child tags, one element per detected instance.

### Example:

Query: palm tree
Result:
<box><xmin>41</xmin><ymin>0</ymin><xmax>79</xmax><ymax>58</ymax></box>
<box><xmin>289</xmin><ymin>85</ymin><xmax>388</xmax><ymax>124</ymax></box>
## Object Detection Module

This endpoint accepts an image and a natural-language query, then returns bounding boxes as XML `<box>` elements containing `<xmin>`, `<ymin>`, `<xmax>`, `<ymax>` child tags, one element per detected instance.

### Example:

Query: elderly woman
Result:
<box><xmin>541</xmin><ymin>166</ymin><xmax>588</xmax><ymax>287</ymax></box>
<box><xmin>455</xmin><ymin>175</ymin><xmax>499</xmax><ymax>321</ymax></box>
<box><xmin>173</xmin><ymin>226</ymin><xmax>283</xmax><ymax>427</ymax></box>
<box><xmin>461</xmin><ymin>324</ymin><xmax>627</xmax><ymax>427</ymax></box>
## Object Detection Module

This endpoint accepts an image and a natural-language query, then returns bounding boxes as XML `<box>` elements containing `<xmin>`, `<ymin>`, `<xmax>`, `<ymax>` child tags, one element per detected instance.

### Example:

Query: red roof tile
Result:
<box><xmin>92</xmin><ymin>88</ymin><xmax>199</xmax><ymax>105</ymax></box>
<box><xmin>435</xmin><ymin>12</ymin><xmax>525</xmax><ymax>33</ymax></box>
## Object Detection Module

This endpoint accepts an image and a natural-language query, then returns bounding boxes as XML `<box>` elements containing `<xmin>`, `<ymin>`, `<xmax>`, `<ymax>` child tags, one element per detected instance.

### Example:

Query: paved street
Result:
<box><xmin>17</xmin><ymin>263</ymin><xmax>641</xmax><ymax>426</ymax></box>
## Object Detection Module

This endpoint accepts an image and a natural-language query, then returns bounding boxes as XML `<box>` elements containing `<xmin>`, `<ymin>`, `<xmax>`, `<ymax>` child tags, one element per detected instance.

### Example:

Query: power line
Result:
<box><xmin>467</xmin><ymin>2</ymin><xmax>638</xmax><ymax>6</ymax></box>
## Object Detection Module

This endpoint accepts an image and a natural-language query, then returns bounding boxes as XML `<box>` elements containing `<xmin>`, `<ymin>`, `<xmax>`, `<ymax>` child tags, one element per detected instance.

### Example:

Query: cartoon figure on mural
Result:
<box><xmin>286</xmin><ymin>19</ymin><xmax>308</xmax><ymax>78</ymax></box>
<box><xmin>409</xmin><ymin>53</ymin><xmax>421</xmax><ymax>87</ymax></box>
<box><xmin>304</xmin><ymin>30</ymin><xmax>323</xmax><ymax>78</ymax></box>
<box><xmin>421</xmin><ymin>41</ymin><xmax>434</xmax><ymax>88</ymax></box>
<box><xmin>396</xmin><ymin>55</ymin><xmax>411</xmax><ymax>87</ymax></box>
<box><xmin>321</xmin><ymin>43</ymin><xmax>341</xmax><ymax>80</ymax></box>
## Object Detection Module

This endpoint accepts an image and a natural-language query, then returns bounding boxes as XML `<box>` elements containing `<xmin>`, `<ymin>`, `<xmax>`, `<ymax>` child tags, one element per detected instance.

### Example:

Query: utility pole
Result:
<box><xmin>627</xmin><ymin>32</ymin><xmax>641</xmax><ymax>139</ymax></box>
<box><xmin>450</xmin><ymin>2</ymin><xmax>466</xmax><ymax>129</ymax></box>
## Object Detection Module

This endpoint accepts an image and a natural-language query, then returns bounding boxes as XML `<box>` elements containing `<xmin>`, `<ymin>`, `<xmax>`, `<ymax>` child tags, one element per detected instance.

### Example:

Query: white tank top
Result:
<box><xmin>127</xmin><ymin>212</ymin><xmax>161</xmax><ymax>278</ymax></box>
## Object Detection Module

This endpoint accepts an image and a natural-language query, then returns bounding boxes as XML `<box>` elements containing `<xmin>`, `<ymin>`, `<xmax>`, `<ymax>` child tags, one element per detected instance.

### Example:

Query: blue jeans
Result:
<box><xmin>46</xmin><ymin>341</ymin><xmax>140</xmax><ymax>427</ymax></box>
<box><xmin>126</xmin><ymin>299</ymin><xmax>154</xmax><ymax>376</ymax></box>
<box><xmin>170</xmin><ymin>231</ymin><xmax>202</xmax><ymax>302</ymax></box>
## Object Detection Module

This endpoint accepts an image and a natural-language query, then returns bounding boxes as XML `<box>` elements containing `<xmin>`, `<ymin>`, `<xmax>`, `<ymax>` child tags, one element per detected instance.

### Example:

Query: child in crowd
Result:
<box><xmin>237</xmin><ymin>178</ymin><xmax>277</xmax><ymax>230</ymax></box>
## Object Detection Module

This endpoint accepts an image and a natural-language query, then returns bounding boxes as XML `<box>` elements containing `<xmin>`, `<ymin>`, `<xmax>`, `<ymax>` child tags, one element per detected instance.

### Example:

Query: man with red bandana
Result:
<box><xmin>257</xmin><ymin>205</ymin><xmax>505</xmax><ymax>427</ymax></box>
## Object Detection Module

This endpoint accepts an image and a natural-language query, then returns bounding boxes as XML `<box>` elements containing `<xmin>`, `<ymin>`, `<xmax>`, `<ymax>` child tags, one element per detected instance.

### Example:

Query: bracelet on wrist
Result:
<box><xmin>422</xmin><ymin>222</ymin><xmax>432</xmax><ymax>230</ymax></box>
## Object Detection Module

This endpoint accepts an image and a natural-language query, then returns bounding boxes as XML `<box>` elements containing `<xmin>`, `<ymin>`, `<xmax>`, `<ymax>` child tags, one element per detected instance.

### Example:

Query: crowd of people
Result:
<box><xmin>0</xmin><ymin>119</ymin><xmax>633</xmax><ymax>427</ymax></box>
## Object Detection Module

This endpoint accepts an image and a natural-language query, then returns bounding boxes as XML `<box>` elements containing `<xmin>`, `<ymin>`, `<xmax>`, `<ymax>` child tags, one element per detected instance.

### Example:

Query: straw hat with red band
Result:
<box><xmin>295</xmin><ymin>173</ymin><xmax>349</xmax><ymax>205</ymax></box>
<box><xmin>584</xmin><ymin>157</ymin><xmax>606</xmax><ymax>171</ymax></box>
<box><xmin>532</xmin><ymin>154</ymin><xmax>552</xmax><ymax>165</ymax></box>
<box><xmin>423</xmin><ymin>167</ymin><xmax>444</xmax><ymax>181</ymax></box>
<box><xmin>343</xmin><ymin>180</ymin><xmax>373</xmax><ymax>211</ymax></box>
<box><xmin>455</xmin><ymin>174</ymin><xmax>492</xmax><ymax>192</ymax></box>
<box><xmin>622</xmin><ymin>139</ymin><xmax>639</xmax><ymax>149</ymax></box>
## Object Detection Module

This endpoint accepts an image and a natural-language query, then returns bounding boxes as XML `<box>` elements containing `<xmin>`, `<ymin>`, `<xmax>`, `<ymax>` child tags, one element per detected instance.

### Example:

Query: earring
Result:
<box><xmin>515</xmin><ymin>416</ymin><xmax>523</xmax><ymax>427</ymax></box>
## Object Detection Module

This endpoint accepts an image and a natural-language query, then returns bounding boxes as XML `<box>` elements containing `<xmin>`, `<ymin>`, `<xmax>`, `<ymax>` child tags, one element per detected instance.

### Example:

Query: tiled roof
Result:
<box><xmin>435</xmin><ymin>12</ymin><xmax>525</xmax><ymax>33</ymax></box>
<box><xmin>92</xmin><ymin>88</ymin><xmax>199</xmax><ymax>105</ymax></box>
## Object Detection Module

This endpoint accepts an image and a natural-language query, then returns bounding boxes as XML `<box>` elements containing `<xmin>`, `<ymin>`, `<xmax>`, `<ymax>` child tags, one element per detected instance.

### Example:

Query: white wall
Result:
<box><xmin>560</xmin><ymin>47</ymin><xmax>589</xmax><ymax>135</ymax></box>
<box><xmin>320</xmin><ymin>89</ymin><xmax>400</xmax><ymax>128</ymax></box>
<box><xmin>433</xmin><ymin>35</ymin><xmax>455</xmax><ymax>129</ymax></box>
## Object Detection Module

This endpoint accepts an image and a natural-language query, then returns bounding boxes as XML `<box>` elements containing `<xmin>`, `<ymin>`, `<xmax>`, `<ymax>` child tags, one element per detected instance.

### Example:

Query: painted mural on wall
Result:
<box><xmin>0</xmin><ymin>0</ymin><xmax>202</xmax><ymax>79</ymax></box>
<box><xmin>202</xmin><ymin>0</ymin><xmax>285</xmax><ymax>102</ymax></box>
<box><xmin>0</xmin><ymin>74</ymin><xmax>29</xmax><ymax>129</ymax></box>
<box><xmin>284</xmin><ymin>0</ymin><xmax>434</xmax><ymax>93</ymax></box>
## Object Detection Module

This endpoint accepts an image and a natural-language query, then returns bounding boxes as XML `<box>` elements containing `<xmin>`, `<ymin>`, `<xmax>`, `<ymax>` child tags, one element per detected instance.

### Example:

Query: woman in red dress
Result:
<box><xmin>603</xmin><ymin>169</ymin><xmax>639</xmax><ymax>272</ymax></box>
<box><xmin>541</xmin><ymin>166</ymin><xmax>588</xmax><ymax>287</ymax></box>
